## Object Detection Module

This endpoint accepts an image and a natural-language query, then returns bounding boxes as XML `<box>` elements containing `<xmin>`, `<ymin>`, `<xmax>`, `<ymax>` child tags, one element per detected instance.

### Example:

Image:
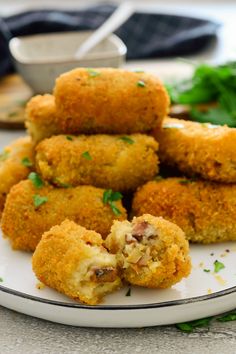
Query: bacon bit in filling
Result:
<box><xmin>91</xmin><ymin>267</ymin><xmax>117</xmax><ymax>283</ymax></box>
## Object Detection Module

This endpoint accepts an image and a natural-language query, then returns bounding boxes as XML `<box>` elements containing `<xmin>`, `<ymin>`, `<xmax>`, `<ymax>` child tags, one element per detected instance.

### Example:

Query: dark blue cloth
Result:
<box><xmin>0</xmin><ymin>5</ymin><xmax>220</xmax><ymax>77</ymax></box>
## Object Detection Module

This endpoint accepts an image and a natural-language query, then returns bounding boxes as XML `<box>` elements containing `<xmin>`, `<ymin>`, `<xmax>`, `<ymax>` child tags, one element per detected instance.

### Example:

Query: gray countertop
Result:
<box><xmin>1</xmin><ymin>305</ymin><xmax>236</xmax><ymax>354</ymax></box>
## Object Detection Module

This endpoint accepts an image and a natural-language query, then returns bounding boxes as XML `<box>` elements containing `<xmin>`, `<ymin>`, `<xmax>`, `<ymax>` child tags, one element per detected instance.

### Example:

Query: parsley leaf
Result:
<box><xmin>28</xmin><ymin>172</ymin><xmax>44</xmax><ymax>188</ymax></box>
<box><xmin>81</xmin><ymin>151</ymin><xmax>92</xmax><ymax>160</ymax></box>
<box><xmin>66</xmin><ymin>136</ymin><xmax>73</xmax><ymax>141</ymax></box>
<box><xmin>102</xmin><ymin>189</ymin><xmax>123</xmax><ymax>216</ymax></box>
<box><xmin>33</xmin><ymin>195</ymin><xmax>48</xmax><ymax>208</ymax></box>
<box><xmin>137</xmin><ymin>80</ymin><xmax>146</xmax><ymax>88</ymax></box>
<box><xmin>203</xmin><ymin>269</ymin><xmax>210</xmax><ymax>273</ymax></box>
<box><xmin>21</xmin><ymin>157</ymin><xmax>33</xmax><ymax>167</ymax></box>
<box><xmin>176</xmin><ymin>317</ymin><xmax>213</xmax><ymax>332</ymax></box>
<box><xmin>0</xmin><ymin>150</ymin><xmax>9</xmax><ymax>161</ymax></box>
<box><xmin>214</xmin><ymin>260</ymin><xmax>225</xmax><ymax>273</ymax></box>
<box><xmin>119</xmin><ymin>136</ymin><xmax>134</xmax><ymax>144</ymax></box>
<box><xmin>87</xmin><ymin>68</ymin><xmax>100</xmax><ymax>77</ymax></box>
<box><xmin>0</xmin><ymin>277</ymin><xmax>3</xmax><ymax>282</ymax></box>
<box><xmin>217</xmin><ymin>313</ymin><xmax>236</xmax><ymax>322</ymax></box>
<box><xmin>166</xmin><ymin>61</ymin><xmax>236</xmax><ymax>127</ymax></box>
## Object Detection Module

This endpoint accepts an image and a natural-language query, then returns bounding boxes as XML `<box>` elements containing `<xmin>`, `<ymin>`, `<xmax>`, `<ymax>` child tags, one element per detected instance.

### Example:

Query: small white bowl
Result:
<box><xmin>9</xmin><ymin>31</ymin><xmax>127</xmax><ymax>93</ymax></box>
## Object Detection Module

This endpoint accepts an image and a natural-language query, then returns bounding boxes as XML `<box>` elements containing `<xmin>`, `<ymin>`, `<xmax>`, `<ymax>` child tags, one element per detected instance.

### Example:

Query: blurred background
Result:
<box><xmin>0</xmin><ymin>0</ymin><xmax>236</xmax><ymax>129</ymax></box>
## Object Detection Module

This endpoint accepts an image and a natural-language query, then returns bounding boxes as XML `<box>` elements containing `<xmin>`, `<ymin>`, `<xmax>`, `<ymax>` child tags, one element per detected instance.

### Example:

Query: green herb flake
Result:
<box><xmin>125</xmin><ymin>288</ymin><xmax>131</xmax><ymax>296</ymax></box>
<box><xmin>203</xmin><ymin>269</ymin><xmax>210</xmax><ymax>273</ymax></box>
<box><xmin>179</xmin><ymin>180</ymin><xmax>192</xmax><ymax>185</ymax></box>
<box><xmin>137</xmin><ymin>80</ymin><xmax>146</xmax><ymax>88</ymax></box>
<box><xmin>0</xmin><ymin>150</ymin><xmax>9</xmax><ymax>161</ymax></box>
<box><xmin>217</xmin><ymin>313</ymin><xmax>236</xmax><ymax>322</ymax></box>
<box><xmin>87</xmin><ymin>68</ymin><xmax>100</xmax><ymax>77</ymax></box>
<box><xmin>33</xmin><ymin>195</ymin><xmax>48</xmax><ymax>208</ymax></box>
<box><xmin>81</xmin><ymin>151</ymin><xmax>92</xmax><ymax>160</ymax></box>
<box><xmin>102</xmin><ymin>189</ymin><xmax>123</xmax><ymax>216</ymax></box>
<box><xmin>176</xmin><ymin>317</ymin><xmax>213</xmax><ymax>332</ymax></box>
<box><xmin>28</xmin><ymin>172</ymin><xmax>44</xmax><ymax>188</ymax></box>
<box><xmin>214</xmin><ymin>260</ymin><xmax>225</xmax><ymax>273</ymax></box>
<box><xmin>119</xmin><ymin>136</ymin><xmax>134</xmax><ymax>144</ymax></box>
<box><xmin>21</xmin><ymin>157</ymin><xmax>33</xmax><ymax>167</ymax></box>
<box><xmin>0</xmin><ymin>277</ymin><xmax>3</xmax><ymax>282</ymax></box>
<box><xmin>154</xmin><ymin>175</ymin><xmax>163</xmax><ymax>181</ymax></box>
<box><xmin>54</xmin><ymin>179</ymin><xmax>72</xmax><ymax>188</ymax></box>
<box><xmin>66</xmin><ymin>136</ymin><xmax>73</xmax><ymax>141</ymax></box>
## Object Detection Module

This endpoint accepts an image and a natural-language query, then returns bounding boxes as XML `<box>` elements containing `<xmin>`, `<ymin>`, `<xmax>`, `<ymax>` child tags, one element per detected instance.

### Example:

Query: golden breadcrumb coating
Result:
<box><xmin>1</xmin><ymin>180</ymin><xmax>127</xmax><ymax>251</ymax></box>
<box><xmin>132</xmin><ymin>178</ymin><xmax>236</xmax><ymax>244</ymax></box>
<box><xmin>0</xmin><ymin>137</ymin><xmax>34</xmax><ymax>217</ymax></box>
<box><xmin>105</xmin><ymin>214</ymin><xmax>191</xmax><ymax>288</ymax></box>
<box><xmin>153</xmin><ymin>117</ymin><xmax>236</xmax><ymax>183</ymax></box>
<box><xmin>36</xmin><ymin>134</ymin><xmax>159</xmax><ymax>191</ymax></box>
<box><xmin>25</xmin><ymin>94</ymin><xmax>61</xmax><ymax>144</ymax></box>
<box><xmin>54</xmin><ymin>68</ymin><xmax>169</xmax><ymax>134</ymax></box>
<box><xmin>32</xmin><ymin>219</ymin><xmax>122</xmax><ymax>305</ymax></box>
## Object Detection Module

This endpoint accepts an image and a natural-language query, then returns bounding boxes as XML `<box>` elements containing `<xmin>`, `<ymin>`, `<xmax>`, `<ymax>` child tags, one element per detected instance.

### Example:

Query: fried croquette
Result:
<box><xmin>53</xmin><ymin>68</ymin><xmax>169</xmax><ymax>134</ymax></box>
<box><xmin>105</xmin><ymin>214</ymin><xmax>191</xmax><ymax>288</ymax></box>
<box><xmin>25</xmin><ymin>94</ymin><xmax>61</xmax><ymax>144</ymax></box>
<box><xmin>32</xmin><ymin>219</ymin><xmax>122</xmax><ymax>305</ymax></box>
<box><xmin>0</xmin><ymin>137</ymin><xmax>34</xmax><ymax>216</ymax></box>
<box><xmin>132</xmin><ymin>178</ymin><xmax>236</xmax><ymax>244</ymax></box>
<box><xmin>1</xmin><ymin>180</ymin><xmax>127</xmax><ymax>251</ymax></box>
<box><xmin>35</xmin><ymin>134</ymin><xmax>159</xmax><ymax>191</ymax></box>
<box><xmin>153</xmin><ymin>117</ymin><xmax>236</xmax><ymax>183</ymax></box>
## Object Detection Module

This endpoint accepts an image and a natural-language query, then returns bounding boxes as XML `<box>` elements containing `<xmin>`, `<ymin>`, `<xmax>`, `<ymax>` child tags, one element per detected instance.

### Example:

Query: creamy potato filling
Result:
<box><xmin>71</xmin><ymin>246</ymin><xmax>119</xmax><ymax>300</ymax></box>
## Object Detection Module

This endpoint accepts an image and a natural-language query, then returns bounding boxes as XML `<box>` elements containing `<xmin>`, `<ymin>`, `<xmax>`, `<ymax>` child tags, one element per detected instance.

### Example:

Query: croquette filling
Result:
<box><xmin>122</xmin><ymin>221</ymin><xmax>160</xmax><ymax>269</ymax></box>
<box><xmin>71</xmin><ymin>247</ymin><xmax>120</xmax><ymax>301</ymax></box>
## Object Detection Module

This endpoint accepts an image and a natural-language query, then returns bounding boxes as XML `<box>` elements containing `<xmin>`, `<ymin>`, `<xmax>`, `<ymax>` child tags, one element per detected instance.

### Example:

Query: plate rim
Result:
<box><xmin>1</xmin><ymin>283</ymin><xmax>236</xmax><ymax>310</ymax></box>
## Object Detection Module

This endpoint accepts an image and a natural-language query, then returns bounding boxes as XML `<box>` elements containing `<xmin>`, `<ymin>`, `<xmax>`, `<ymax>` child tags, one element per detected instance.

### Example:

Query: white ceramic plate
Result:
<box><xmin>0</xmin><ymin>230</ymin><xmax>236</xmax><ymax>328</ymax></box>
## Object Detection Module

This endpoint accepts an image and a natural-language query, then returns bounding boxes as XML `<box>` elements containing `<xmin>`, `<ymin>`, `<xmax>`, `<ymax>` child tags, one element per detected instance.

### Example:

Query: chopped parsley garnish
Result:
<box><xmin>102</xmin><ymin>189</ymin><xmax>123</xmax><ymax>216</ymax></box>
<box><xmin>54</xmin><ymin>179</ymin><xmax>72</xmax><ymax>188</ymax></box>
<box><xmin>119</xmin><ymin>136</ymin><xmax>134</xmax><ymax>144</ymax></box>
<box><xmin>214</xmin><ymin>260</ymin><xmax>225</xmax><ymax>273</ymax></box>
<box><xmin>21</xmin><ymin>157</ymin><xmax>33</xmax><ymax>167</ymax></box>
<box><xmin>203</xmin><ymin>269</ymin><xmax>210</xmax><ymax>273</ymax></box>
<box><xmin>66</xmin><ymin>136</ymin><xmax>73</xmax><ymax>141</ymax></box>
<box><xmin>137</xmin><ymin>80</ymin><xmax>146</xmax><ymax>88</ymax></box>
<box><xmin>179</xmin><ymin>177</ymin><xmax>196</xmax><ymax>185</ymax></box>
<box><xmin>87</xmin><ymin>68</ymin><xmax>100</xmax><ymax>77</ymax></box>
<box><xmin>28</xmin><ymin>172</ymin><xmax>44</xmax><ymax>188</ymax></box>
<box><xmin>179</xmin><ymin>180</ymin><xmax>192</xmax><ymax>185</ymax></box>
<box><xmin>125</xmin><ymin>288</ymin><xmax>131</xmax><ymax>296</ymax></box>
<box><xmin>176</xmin><ymin>317</ymin><xmax>213</xmax><ymax>332</ymax></box>
<box><xmin>81</xmin><ymin>151</ymin><xmax>92</xmax><ymax>160</ymax></box>
<box><xmin>217</xmin><ymin>313</ymin><xmax>236</xmax><ymax>322</ymax></box>
<box><xmin>0</xmin><ymin>277</ymin><xmax>3</xmax><ymax>282</ymax></box>
<box><xmin>0</xmin><ymin>150</ymin><xmax>9</xmax><ymax>161</ymax></box>
<box><xmin>33</xmin><ymin>195</ymin><xmax>48</xmax><ymax>208</ymax></box>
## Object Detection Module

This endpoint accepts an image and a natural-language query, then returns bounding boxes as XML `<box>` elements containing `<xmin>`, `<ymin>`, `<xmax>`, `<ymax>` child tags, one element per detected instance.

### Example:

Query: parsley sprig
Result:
<box><xmin>119</xmin><ymin>136</ymin><xmax>134</xmax><ymax>145</ymax></box>
<box><xmin>166</xmin><ymin>61</ymin><xmax>236</xmax><ymax>127</ymax></box>
<box><xmin>102</xmin><ymin>189</ymin><xmax>123</xmax><ymax>216</ymax></box>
